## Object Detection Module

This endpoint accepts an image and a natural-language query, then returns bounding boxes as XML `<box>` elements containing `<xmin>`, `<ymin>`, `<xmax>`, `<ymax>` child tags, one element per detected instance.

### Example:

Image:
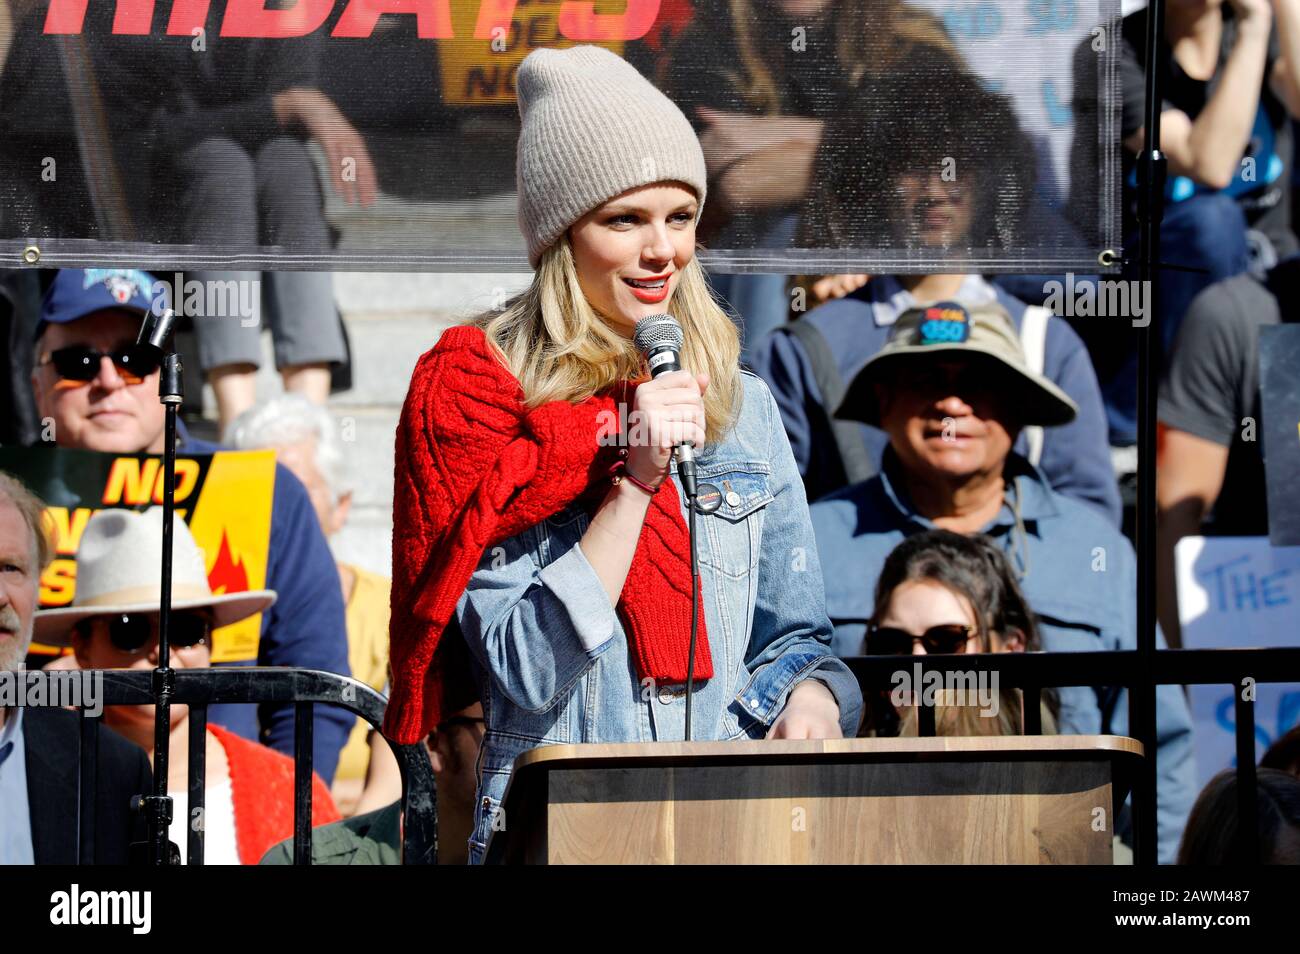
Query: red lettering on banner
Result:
<box><xmin>45</xmin><ymin>0</ymin><xmax>157</xmax><ymax>34</ymax></box>
<box><xmin>473</xmin><ymin>0</ymin><xmax>516</xmax><ymax>41</ymax></box>
<box><xmin>222</xmin><ymin>0</ymin><xmax>334</xmax><ymax>38</ymax></box>
<box><xmin>43</xmin><ymin>0</ymin><xmax>665</xmax><ymax>39</ymax></box>
<box><xmin>332</xmin><ymin>0</ymin><xmax>454</xmax><ymax>38</ymax></box>
<box><xmin>559</xmin><ymin>0</ymin><xmax>659</xmax><ymax>41</ymax></box>
<box><xmin>167</xmin><ymin>0</ymin><xmax>212</xmax><ymax>35</ymax></box>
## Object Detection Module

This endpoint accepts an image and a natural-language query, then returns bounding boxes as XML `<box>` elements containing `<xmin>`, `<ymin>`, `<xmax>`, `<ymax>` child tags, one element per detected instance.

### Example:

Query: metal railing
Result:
<box><xmin>23</xmin><ymin>648</ymin><xmax>1300</xmax><ymax>865</ymax></box>
<box><xmin>18</xmin><ymin>667</ymin><xmax>437</xmax><ymax>865</ymax></box>
<box><xmin>847</xmin><ymin>647</ymin><xmax>1300</xmax><ymax>863</ymax></box>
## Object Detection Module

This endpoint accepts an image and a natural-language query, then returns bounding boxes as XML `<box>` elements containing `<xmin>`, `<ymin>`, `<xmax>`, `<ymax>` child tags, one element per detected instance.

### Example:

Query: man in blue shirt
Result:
<box><xmin>751</xmin><ymin>273</ymin><xmax>1121</xmax><ymax>526</ymax></box>
<box><xmin>29</xmin><ymin>269</ymin><xmax>351</xmax><ymax>784</ymax></box>
<box><xmin>809</xmin><ymin>299</ymin><xmax>1196</xmax><ymax>863</ymax></box>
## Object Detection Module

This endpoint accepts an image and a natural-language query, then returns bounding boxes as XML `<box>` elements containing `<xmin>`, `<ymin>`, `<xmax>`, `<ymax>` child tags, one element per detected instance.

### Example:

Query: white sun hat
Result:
<box><xmin>33</xmin><ymin>508</ymin><xmax>276</xmax><ymax>647</ymax></box>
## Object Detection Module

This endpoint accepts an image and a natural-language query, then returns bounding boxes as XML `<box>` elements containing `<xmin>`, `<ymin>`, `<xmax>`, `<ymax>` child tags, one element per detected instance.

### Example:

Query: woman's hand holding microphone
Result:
<box><xmin>622</xmin><ymin>369</ymin><xmax>710</xmax><ymax>492</ymax></box>
<box><xmin>582</xmin><ymin>369</ymin><xmax>709</xmax><ymax>607</ymax></box>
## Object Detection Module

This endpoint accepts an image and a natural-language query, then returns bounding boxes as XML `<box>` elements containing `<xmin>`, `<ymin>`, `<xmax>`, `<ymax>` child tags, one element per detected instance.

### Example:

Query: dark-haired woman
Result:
<box><xmin>862</xmin><ymin>528</ymin><xmax>1058</xmax><ymax>738</ymax></box>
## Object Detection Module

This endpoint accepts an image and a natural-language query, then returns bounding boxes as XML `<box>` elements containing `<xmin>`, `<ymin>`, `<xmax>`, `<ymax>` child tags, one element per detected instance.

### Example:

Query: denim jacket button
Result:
<box><xmin>657</xmin><ymin>684</ymin><xmax>687</xmax><ymax>704</ymax></box>
<box><xmin>749</xmin><ymin>698</ymin><xmax>760</xmax><ymax>709</ymax></box>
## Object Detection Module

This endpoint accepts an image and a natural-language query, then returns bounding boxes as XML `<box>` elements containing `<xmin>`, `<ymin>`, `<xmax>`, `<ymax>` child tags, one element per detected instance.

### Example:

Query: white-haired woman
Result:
<box><xmin>381</xmin><ymin>45</ymin><xmax>863</xmax><ymax>864</ymax></box>
<box><xmin>225</xmin><ymin>393</ymin><xmax>403</xmax><ymax>819</ymax></box>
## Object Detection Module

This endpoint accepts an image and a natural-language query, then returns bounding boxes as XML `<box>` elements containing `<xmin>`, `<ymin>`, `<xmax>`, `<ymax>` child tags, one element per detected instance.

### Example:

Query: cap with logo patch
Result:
<box><xmin>834</xmin><ymin>300</ymin><xmax>1078</xmax><ymax>428</ymax></box>
<box><xmin>36</xmin><ymin>269</ymin><xmax>157</xmax><ymax>342</ymax></box>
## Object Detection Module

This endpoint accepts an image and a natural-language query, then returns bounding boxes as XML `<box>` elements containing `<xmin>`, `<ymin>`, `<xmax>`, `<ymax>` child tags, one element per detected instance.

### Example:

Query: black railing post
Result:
<box><xmin>1023</xmin><ymin>686</ymin><xmax>1042</xmax><ymax>736</ymax></box>
<box><xmin>1133</xmin><ymin>0</ymin><xmax>1169</xmax><ymax>869</ymax></box>
<box><xmin>187</xmin><ymin>703</ymin><xmax>207</xmax><ymax>865</ymax></box>
<box><xmin>1234</xmin><ymin>678</ymin><xmax>1259</xmax><ymax>861</ymax></box>
<box><xmin>294</xmin><ymin>701</ymin><xmax>314</xmax><ymax>865</ymax></box>
<box><xmin>77</xmin><ymin>712</ymin><xmax>99</xmax><ymax>865</ymax></box>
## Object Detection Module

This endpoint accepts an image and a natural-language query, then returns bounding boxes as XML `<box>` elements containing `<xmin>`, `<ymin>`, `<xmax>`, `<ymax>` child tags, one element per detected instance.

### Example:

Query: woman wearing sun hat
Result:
<box><xmin>382</xmin><ymin>44</ymin><xmax>864</xmax><ymax>863</ymax></box>
<box><xmin>35</xmin><ymin>508</ymin><xmax>339</xmax><ymax>864</ymax></box>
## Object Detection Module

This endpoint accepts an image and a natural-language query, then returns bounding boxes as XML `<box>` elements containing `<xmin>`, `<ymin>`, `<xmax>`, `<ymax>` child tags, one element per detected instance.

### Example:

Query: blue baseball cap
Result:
<box><xmin>36</xmin><ymin>269</ymin><xmax>159</xmax><ymax>342</ymax></box>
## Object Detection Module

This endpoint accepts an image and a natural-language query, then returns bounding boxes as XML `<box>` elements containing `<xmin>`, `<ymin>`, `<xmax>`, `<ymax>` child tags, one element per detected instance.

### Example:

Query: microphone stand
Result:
<box><xmin>133</xmin><ymin>309</ymin><xmax>181</xmax><ymax>864</ymax></box>
<box><xmin>683</xmin><ymin>480</ymin><xmax>700</xmax><ymax>741</ymax></box>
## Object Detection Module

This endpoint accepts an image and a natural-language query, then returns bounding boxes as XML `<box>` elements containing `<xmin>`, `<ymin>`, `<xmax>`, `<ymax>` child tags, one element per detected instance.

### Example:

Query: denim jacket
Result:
<box><xmin>457</xmin><ymin>370</ymin><xmax>864</xmax><ymax>863</ymax></box>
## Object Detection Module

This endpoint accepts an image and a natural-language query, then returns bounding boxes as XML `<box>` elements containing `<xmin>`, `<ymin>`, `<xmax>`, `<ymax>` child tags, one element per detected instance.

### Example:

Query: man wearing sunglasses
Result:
<box><xmin>808</xmin><ymin>300</ymin><xmax>1197</xmax><ymax>864</ymax></box>
<box><xmin>28</xmin><ymin>269</ymin><xmax>353</xmax><ymax>786</ymax></box>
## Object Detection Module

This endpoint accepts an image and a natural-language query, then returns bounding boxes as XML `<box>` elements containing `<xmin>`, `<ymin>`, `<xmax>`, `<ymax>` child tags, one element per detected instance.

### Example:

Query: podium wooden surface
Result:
<box><xmin>484</xmin><ymin>736</ymin><xmax>1143</xmax><ymax>865</ymax></box>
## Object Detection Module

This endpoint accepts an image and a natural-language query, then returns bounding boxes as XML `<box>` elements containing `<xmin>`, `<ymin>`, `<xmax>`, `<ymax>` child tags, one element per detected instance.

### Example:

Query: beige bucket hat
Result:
<box><xmin>834</xmin><ymin>299</ymin><xmax>1079</xmax><ymax>428</ymax></box>
<box><xmin>33</xmin><ymin>508</ymin><xmax>276</xmax><ymax>647</ymax></box>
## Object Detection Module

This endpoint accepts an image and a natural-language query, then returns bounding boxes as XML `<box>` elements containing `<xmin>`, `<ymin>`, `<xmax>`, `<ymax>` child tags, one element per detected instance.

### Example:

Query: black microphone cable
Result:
<box><xmin>684</xmin><ymin>486</ymin><xmax>700</xmax><ymax>741</ymax></box>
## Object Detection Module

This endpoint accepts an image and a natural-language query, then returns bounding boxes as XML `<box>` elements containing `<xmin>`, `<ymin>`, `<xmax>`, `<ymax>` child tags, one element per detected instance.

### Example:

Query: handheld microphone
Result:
<box><xmin>633</xmin><ymin>314</ymin><xmax>699</xmax><ymax>499</ymax></box>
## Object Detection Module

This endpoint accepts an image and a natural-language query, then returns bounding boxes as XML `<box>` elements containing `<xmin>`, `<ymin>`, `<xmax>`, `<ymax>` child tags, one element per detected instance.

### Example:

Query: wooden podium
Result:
<box><xmin>483</xmin><ymin>736</ymin><xmax>1143</xmax><ymax>864</ymax></box>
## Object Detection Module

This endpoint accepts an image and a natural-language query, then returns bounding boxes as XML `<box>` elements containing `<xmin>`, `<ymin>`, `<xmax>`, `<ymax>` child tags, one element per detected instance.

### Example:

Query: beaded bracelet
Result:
<box><xmin>608</xmin><ymin>458</ymin><xmax>660</xmax><ymax>496</ymax></box>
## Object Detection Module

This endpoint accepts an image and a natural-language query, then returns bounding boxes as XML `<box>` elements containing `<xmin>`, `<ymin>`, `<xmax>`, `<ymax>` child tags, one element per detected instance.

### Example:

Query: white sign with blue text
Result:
<box><xmin>1176</xmin><ymin>536</ymin><xmax>1300</xmax><ymax>788</ymax></box>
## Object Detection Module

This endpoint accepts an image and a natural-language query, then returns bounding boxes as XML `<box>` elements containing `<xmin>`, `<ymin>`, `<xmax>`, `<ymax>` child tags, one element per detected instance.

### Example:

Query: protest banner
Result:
<box><xmin>1176</xmin><ymin>535</ymin><xmax>1300</xmax><ymax>785</ymax></box>
<box><xmin>0</xmin><ymin>446</ymin><xmax>276</xmax><ymax>664</ymax></box>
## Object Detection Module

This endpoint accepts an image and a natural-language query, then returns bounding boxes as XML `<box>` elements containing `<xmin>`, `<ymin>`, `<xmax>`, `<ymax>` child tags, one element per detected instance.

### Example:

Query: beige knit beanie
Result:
<box><xmin>515</xmin><ymin>45</ymin><xmax>708</xmax><ymax>269</ymax></box>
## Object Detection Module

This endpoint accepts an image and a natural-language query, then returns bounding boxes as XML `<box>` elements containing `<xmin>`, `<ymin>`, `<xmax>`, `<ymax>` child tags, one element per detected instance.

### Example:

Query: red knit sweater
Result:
<box><xmin>383</xmin><ymin>325</ymin><xmax>711</xmax><ymax>743</ymax></box>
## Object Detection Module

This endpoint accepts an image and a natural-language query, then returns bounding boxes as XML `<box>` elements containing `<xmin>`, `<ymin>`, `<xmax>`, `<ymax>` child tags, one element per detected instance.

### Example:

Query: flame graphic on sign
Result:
<box><xmin>207</xmin><ymin>528</ymin><xmax>249</xmax><ymax>595</ymax></box>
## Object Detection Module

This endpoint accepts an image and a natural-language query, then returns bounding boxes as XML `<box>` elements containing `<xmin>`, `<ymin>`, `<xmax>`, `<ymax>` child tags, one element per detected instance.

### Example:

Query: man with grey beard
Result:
<box><xmin>0</xmin><ymin>472</ymin><xmax>151</xmax><ymax>864</ymax></box>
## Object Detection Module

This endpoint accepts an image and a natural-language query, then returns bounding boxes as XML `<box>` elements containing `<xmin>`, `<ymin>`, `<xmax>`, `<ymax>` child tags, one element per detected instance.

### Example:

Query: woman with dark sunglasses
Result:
<box><xmin>33</xmin><ymin>508</ymin><xmax>340</xmax><ymax>864</ymax></box>
<box><xmin>862</xmin><ymin>528</ymin><xmax>1058</xmax><ymax>738</ymax></box>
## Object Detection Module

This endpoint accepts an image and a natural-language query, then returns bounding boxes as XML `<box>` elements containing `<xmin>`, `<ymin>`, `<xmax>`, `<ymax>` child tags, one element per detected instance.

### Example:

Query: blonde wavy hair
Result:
<box><xmin>471</xmin><ymin>232</ymin><xmax>743</xmax><ymax>448</ymax></box>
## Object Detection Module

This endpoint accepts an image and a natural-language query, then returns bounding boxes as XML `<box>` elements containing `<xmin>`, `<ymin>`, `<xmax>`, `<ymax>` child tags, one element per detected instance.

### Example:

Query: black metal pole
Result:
<box><xmin>1135</xmin><ymin>0</ymin><xmax>1169</xmax><ymax>868</ymax></box>
<box><xmin>145</xmin><ymin>353</ymin><xmax>184</xmax><ymax>864</ymax></box>
<box><xmin>1234</xmin><ymin>680</ymin><xmax>1259</xmax><ymax>860</ymax></box>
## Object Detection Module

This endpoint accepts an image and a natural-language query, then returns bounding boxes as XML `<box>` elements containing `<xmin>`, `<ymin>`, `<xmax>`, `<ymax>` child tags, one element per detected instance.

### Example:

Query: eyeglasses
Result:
<box><xmin>40</xmin><ymin>344</ymin><xmax>162</xmax><ymax>385</ymax></box>
<box><xmin>87</xmin><ymin>612</ymin><xmax>212</xmax><ymax>655</ymax></box>
<box><xmin>435</xmin><ymin>715</ymin><xmax>486</xmax><ymax>733</ymax></box>
<box><xmin>867</xmin><ymin>623</ymin><xmax>972</xmax><ymax>655</ymax></box>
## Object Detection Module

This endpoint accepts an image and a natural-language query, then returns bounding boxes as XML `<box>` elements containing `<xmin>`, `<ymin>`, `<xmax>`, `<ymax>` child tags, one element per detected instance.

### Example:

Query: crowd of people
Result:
<box><xmin>0</xmin><ymin>0</ymin><xmax>1298</xmax><ymax>866</ymax></box>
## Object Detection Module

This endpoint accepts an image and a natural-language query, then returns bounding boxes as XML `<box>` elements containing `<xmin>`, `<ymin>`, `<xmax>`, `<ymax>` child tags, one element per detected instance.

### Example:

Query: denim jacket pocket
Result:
<box><xmin>697</xmin><ymin>467</ymin><xmax>775</xmax><ymax>580</ymax></box>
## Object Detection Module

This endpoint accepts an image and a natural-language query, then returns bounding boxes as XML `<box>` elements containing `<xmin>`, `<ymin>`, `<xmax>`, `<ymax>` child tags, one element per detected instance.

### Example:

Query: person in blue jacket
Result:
<box><xmin>808</xmin><ymin>299</ymin><xmax>1196</xmax><ymax>862</ymax></box>
<box><xmin>751</xmin><ymin>273</ymin><xmax>1120</xmax><ymax>525</ymax></box>
<box><xmin>29</xmin><ymin>268</ymin><xmax>352</xmax><ymax>784</ymax></box>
